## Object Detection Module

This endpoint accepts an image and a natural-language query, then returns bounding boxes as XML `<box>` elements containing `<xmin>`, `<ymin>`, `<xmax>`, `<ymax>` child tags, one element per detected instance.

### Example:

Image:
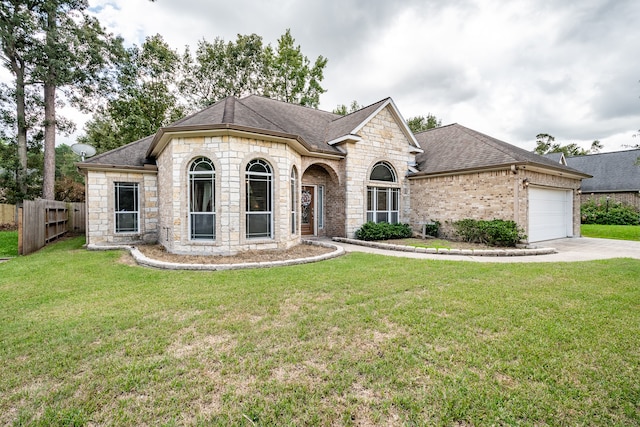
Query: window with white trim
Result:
<box><xmin>246</xmin><ymin>159</ymin><xmax>273</xmax><ymax>238</ymax></box>
<box><xmin>114</xmin><ymin>182</ymin><xmax>139</xmax><ymax>233</ymax></box>
<box><xmin>366</xmin><ymin>162</ymin><xmax>399</xmax><ymax>224</ymax></box>
<box><xmin>189</xmin><ymin>157</ymin><xmax>215</xmax><ymax>240</ymax></box>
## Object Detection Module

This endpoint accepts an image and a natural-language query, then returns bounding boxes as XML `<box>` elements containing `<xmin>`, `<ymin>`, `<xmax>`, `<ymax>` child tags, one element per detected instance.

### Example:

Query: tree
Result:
<box><xmin>31</xmin><ymin>0</ymin><xmax>122</xmax><ymax>200</ymax></box>
<box><xmin>406</xmin><ymin>114</ymin><xmax>442</xmax><ymax>133</ymax></box>
<box><xmin>264</xmin><ymin>29</ymin><xmax>327</xmax><ymax>108</ymax></box>
<box><xmin>333</xmin><ymin>100</ymin><xmax>361</xmax><ymax>115</ymax></box>
<box><xmin>79</xmin><ymin>34</ymin><xmax>185</xmax><ymax>152</ymax></box>
<box><xmin>180</xmin><ymin>29</ymin><xmax>327</xmax><ymax>110</ymax></box>
<box><xmin>0</xmin><ymin>0</ymin><xmax>40</xmax><ymax>196</ymax></box>
<box><xmin>0</xmin><ymin>82</ymin><xmax>44</xmax><ymax>203</ymax></box>
<box><xmin>533</xmin><ymin>133</ymin><xmax>603</xmax><ymax>156</ymax></box>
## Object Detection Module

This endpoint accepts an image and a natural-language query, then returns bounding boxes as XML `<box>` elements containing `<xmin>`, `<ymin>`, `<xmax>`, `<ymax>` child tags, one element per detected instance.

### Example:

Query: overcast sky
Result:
<box><xmin>79</xmin><ymin>0</ymin><xmax>639</xmax><ymax>152</ymax></box>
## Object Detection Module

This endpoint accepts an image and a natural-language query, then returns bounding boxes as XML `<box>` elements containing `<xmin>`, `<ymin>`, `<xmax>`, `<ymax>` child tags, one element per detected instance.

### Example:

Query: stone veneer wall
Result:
<box><xmin>156</xmin><ymin>135</ymin><xmax>302</xmax><ymax>255</ymax></box>
<box><xmin>85</xmin><ymin>170</ymin><xmax>158</xmax><ymax>245</ymax></box>
<box><xmin>581</xmin><ymin>192</ymin><xmax>640</xmax><ymax>210</ymax></box>
<box><xmin>340</xmin><ymin>106</ymin><xmax>416</xmax><ymax>238</ymax></box>
<box><xmin>409</xmin><ymin>168</ymin><xmax>582</xmax><ymax>241</ymax></box>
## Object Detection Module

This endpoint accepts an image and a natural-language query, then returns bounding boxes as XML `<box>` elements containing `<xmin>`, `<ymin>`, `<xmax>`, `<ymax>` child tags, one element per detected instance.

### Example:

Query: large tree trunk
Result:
<box><xmin>13</xmin><ymin>58</ymin><xmax>28</xmax><ymax>197</ymax></box>
<box><xmin>42</xmin><ymin>82</ymin><xmax>56</xmax><ymax>200</ymax></box>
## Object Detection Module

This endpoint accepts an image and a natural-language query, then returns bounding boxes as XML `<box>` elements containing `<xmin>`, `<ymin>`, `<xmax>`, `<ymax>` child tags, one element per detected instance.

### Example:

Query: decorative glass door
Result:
<box><xmin>301</xmin><ymin>186</ymin><xmax>314</xmax><ymax>235</ymax></box>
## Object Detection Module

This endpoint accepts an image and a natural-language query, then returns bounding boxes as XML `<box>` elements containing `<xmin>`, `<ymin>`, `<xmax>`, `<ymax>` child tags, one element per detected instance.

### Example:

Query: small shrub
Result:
<box><xmin>355</xmin><ymin>222</ymin><xmax>413</xmax><ymax>241</ymax></box>
<box><xmin>581</xmin><ymin>198</ymin><xmax>639</xmax><ymax>225</ymax></box>
<box><xmin>452</xmin><ymin>219</ymin><xmax>526</xmax><ymax>247</ymax></box>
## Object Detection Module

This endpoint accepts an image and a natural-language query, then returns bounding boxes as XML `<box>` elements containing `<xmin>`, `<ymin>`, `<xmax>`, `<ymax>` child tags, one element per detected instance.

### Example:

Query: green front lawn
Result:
<box><xmin>0</xmin><ymin>230</ymin><xmax>18</xmax><ymax>257</ymax></box>
<box><xmin>581</xmin><ymin>224</ymin><xmax>640</xmax><ymax>241</ymax></box>
<box><xmin>1</xmin><ymin>237</ymin><xmax>639</xmax><ymax>426</ymax></box>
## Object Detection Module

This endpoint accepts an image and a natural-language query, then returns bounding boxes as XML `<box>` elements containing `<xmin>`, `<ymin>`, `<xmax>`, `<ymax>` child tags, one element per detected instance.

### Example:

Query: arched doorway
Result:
<box><xmin>301</xmin><ymin>163</ymin><xmax>344</xmax><ymax>237</ymax></box>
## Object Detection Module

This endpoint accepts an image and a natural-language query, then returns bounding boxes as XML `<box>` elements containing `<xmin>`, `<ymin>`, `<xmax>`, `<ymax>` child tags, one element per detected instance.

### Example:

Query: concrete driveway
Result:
<box><xmin>333</xmin><ymin>237</ymin><xmax>640</xmax><ymax>263</ymax></box>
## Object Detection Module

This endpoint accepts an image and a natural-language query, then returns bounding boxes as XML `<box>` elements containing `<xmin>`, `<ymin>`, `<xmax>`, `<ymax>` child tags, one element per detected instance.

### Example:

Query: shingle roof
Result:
<box><xmin>78</xmin><ymin>135</ymin><xmax>155</xmax><ymax>169</ymax></box>
<box><xmin>79</xmin><ymin>95</ymin><xmax>417</xmax><ymax>169</ymax></box>
<box><xmin>413</xmin><ymin>123</ymin><xmax>589</xmax><ymax>176</ymax></box>
<box><xmin>565</xmin><ymin>149</ymin><xmax>640</xmax><ymax>192</ymax></box>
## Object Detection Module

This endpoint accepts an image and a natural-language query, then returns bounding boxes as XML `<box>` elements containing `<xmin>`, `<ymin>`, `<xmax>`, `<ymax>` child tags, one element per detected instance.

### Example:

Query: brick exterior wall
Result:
<box><xmin>409</xmin><ymin>168</ymin><xmax>582</xmax><ymax>241</ymax></box>
<box><xmin>300</xmin><ymin>161</ymin><xmax>346</xmax><ymax>238</ymax></box>
<box><xmin>85</xmin><ymin>170</ymin><xmax>158</xmax><ymax>245</ymax></box>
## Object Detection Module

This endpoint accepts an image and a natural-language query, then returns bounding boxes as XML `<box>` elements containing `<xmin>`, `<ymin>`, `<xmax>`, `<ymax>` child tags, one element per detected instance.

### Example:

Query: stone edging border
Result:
<box><xmin>87</xmin><ymin>239</ymin><xmax>345</xmax><ymax>270</ymax></box>
<box><xmin>332</xmin><ymin>237</ymin><xmax>557</xmax><ymax>257</ymax></box>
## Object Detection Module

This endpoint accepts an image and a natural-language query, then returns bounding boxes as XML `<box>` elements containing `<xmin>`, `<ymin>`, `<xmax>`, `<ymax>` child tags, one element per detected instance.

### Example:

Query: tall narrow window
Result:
<box><xmin>290</xmin><ymin>167</ymin><xmax>297</xmax><ymax>235</ymax></box>
<box><xmin>317</xmin><ymin>185</ymin><xmax>324</xmax><ymax>229</ymax></box>
<box><xmin>114</xmin><ymin>182</ymin><xmax>139</xmax><ymax>233</ymax></box>
<box><xmin>246</xmin><ymin>159</ymin><xmax>273</xmax><ymax>238</ymax></box>
<box><xmin>189</xmin><ymin>157</ymin><xmax>215</xmax><ymax>240</ymax></box>
<box><xmin>367</xmin><ymin>162</ymin><xmax>399</xmax><ymax>224</ymax></box>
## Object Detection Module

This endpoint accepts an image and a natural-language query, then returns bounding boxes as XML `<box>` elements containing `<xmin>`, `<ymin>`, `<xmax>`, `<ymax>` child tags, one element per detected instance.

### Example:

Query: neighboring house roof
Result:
<box><xmin>412</xmin><ymin>123</ymin><xmax>590</xmax><ymax>178</ymax></box>
<box><xmin>78</xmin><ymin>95</ymin><xmax>420</xmax><ymax>171</ymax></box>
<box><xmin>565</xmin><ymin>149</ymin><xmax>640</xmax><ymax>192</ymax></box>
<box><xmin>543</xmin><ymin>152</ymin><xmax>567</xmax><ymax>165</ymax></box>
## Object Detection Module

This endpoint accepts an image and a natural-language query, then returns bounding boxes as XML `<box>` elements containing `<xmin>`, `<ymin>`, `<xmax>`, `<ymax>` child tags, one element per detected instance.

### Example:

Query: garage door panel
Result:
<box><xmin>529</xmin><ymin>188</ymin><xmax>573</xmax><ymax>242</ymax></box>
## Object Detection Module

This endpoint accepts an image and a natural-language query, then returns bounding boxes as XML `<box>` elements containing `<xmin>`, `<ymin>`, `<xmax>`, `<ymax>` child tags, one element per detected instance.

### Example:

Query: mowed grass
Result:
<box><xmin>1</xmin><ymin>237</ymin><xmax>639</xmax><ymax>426</ymax></box>
<box><xmin>0</xmin><ymin>230</ymin><xmax>18</xmax><ymax>257</ymax></box>
<box><xmin>581</xmin><ymin>224</ymin><xmax>640</xmax><ymax>241</ymax></box>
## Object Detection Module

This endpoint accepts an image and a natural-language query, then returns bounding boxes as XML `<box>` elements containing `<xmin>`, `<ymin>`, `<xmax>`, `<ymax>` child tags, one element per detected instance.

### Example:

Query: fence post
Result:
<box><xmin>18</xmin><ymin>206</ymin><xmax>23</xmax><ymax>255</ymax></box>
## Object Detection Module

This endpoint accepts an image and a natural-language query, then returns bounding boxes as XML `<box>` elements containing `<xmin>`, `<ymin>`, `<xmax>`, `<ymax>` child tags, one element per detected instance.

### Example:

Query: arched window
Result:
<box><xmin>370</xmin><ymin>162</ymin><xmax>396</xmax><ymax>182</ymax></box>
<box><xmin>189</xmin><ymin>157</ymin><xmax>215</xmax><ymax>240</ymax></box>
<box><xmin>367</xmin><ymin>161</ymin><xmax>399</xmax><ymax>224</ymax></box>
<box><xmin>246</xmin><ymin>159</ymin><xmax>273</xmax><ymax>238</ymax></box>
<box><xmin>291</xmin><ymin>166</ymin><xmax>298</xmax><ymax>235</ymax></box>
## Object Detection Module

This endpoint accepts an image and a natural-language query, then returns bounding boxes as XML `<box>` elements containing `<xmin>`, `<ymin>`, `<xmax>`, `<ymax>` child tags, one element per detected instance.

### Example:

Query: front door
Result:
<box><xmin>301</xmin><ymin>186</ymin><xmax>314</xmax><ymax>235</ymax></box>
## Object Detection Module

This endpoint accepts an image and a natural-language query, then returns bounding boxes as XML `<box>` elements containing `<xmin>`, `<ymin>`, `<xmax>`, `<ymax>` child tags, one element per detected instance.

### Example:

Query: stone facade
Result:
<box><xmin>338</xmin><ymin>106</ymin><xmax>417</xmax><ymax>238</ymax></box>
<box><xmin>85</xmin><ymin>170</ymin><xmax>158</xmax><ymax>245</ymax></box>
<box><xmin>156</xmin><ymin>135</ymin><xmax>302</xmax><ymax>255</ymax></box>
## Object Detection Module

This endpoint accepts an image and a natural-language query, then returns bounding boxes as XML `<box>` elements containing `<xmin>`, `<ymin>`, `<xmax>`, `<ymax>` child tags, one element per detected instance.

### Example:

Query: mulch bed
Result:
<box><xmin>136</xmin><ymin>243</ymin><xmax>334</xmax><ymax>265</ymax></box>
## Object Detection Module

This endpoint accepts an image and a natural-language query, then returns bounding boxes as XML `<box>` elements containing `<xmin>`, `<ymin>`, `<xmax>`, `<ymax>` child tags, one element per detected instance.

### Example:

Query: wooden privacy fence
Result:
<box><xmin>0</xmin><ymin>203</ymin><xmax>16</xmax><ymax>224</ymax></box>
<box><xmin>19</xmin><ymin>199</ymin><xmax>86</xmax><ymax>255</ymax></box>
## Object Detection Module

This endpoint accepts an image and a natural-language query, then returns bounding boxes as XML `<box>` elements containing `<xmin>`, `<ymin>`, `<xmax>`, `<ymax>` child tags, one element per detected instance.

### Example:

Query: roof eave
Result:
<box><xmin>147</xmin><ymin>124</ymin><xmax>345</xmax><ymax>160</ymax></box>
<box><xmin>76</xmin><ymin>163</ymin><xmax>158</xmax><ymax>173</ymax></box>
<box><xmin>409</xmin><ymin>162</ymin><xmax>591</xmax><ymax>180</ymax></box>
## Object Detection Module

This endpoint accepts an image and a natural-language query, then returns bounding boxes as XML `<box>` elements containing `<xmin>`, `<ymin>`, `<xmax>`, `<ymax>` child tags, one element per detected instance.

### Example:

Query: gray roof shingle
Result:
<box><xmin>413</xmin><ymin>123</ymin><xmax>589</xmax><ymax>176</ymax></box>
<box><xmin>79</xmin><ymin>135</ymin><xmax>155</xmax><ymax>169</ymax></box>
<box><xmin>566</xmin><ymin>149</ymin><xmax>640</xmax><ymax>192</ymax></box>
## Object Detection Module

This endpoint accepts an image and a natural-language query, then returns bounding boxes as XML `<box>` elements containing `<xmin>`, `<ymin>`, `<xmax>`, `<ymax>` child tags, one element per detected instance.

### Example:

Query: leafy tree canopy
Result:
<box><xmin>406</xmin><ymin>114</ymin><xmax>442</xmax><ymax>133</ymax></box>
<box><xmin>79</xmin><ymin>34</ymin><xmax>185</xmax><ymax>153</ymax></box>
<box><xmin>533</xmin><ymin>133</ymin><xmax>603</xmax><ymax>156</ymax></box>
<box><xmin>333</xmin><ymin>100</ymin><xmax>361</xmax><ymax>115</ymax></box>
<box><xmin>180</xmin><ymin>29</ymin><xmax>327</xmax><ymax>110</ymax></box>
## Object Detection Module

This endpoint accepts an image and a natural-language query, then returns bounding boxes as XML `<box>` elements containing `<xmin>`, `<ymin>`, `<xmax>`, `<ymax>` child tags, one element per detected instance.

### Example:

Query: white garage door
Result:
<box><xmin>528</xmin><ymin>187</ymin><xmax>573</xmax><ymax>242</ymax></box>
